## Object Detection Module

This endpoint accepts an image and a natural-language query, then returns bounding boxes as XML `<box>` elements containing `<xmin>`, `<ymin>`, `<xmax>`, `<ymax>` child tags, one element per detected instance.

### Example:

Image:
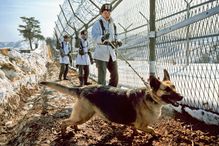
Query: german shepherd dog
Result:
<box><xmin>40</xmin><ymin>69</ymin><xmax>183</xmax><ymax>136</ymax></box>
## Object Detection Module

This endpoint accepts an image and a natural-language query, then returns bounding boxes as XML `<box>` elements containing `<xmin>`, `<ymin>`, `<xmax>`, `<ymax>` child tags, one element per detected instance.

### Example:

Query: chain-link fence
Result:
<box><xmin>55</xmin><ymin>0</ymin><xmax>219</xmax><ymax>115</ymax></box>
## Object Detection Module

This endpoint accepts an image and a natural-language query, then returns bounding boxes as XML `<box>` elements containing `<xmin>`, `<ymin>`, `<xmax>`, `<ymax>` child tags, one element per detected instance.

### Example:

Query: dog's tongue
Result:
<box><xmin>167</xmin><ymin>97</ymin><xmax>180</xmax><ymax>107</ymax></box>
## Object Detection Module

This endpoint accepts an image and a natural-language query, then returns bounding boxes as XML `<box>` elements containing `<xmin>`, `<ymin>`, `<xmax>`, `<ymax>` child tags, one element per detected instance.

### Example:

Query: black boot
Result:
<box><xmin>59</xmin><ymin>64</ymin><xmax>65</xmax><ymax>80</ymax></box>
<box><xmin>84</xmin><ymin>77</ymin><xmax>92</xmax><ymax>85</ymax></box>
<box><xmin>63</xmin><ymin>64</ymin><xmax>69</xmax><ymax>80</ymax></box>
<box><xmin>58</xmin><ymin>74</ymin><xmax>62</xmax><ymax>80</ymax></box>
<box><xmin>79</xmin><ymin>77</ymin><xmax>84</xmax><ymax>87</ymax></box>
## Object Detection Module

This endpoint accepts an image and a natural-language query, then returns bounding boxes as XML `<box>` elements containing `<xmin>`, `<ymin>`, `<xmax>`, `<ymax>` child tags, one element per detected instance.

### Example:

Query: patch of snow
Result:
<box><xmin>184</xmin><ymin>107</ymin><xmax>219</xmax><ymax>126</ymax></box>
<box><xmin>0</xmin><ymin>41</ymin><xmax>50</xmax><ymax>104</ymax></box>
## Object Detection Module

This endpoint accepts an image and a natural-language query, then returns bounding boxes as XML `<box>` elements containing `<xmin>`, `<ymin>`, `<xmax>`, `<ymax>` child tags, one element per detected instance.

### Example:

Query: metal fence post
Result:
<box><xmin>149</xmin><ymin>0</ymin><xmax>156</xmax><ymax>77</ymax></box>
<box><xmin>184</xmin><ymin>0</ymin><xmax>193</xmax><ymax>65</ymax></box>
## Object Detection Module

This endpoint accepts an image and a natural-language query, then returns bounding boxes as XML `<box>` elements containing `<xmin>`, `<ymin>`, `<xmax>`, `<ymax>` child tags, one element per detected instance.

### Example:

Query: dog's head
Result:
<box><xmin>149</xmin><ymin>69</ymin><xmax>183</xmax><ymax>107</ymax></box>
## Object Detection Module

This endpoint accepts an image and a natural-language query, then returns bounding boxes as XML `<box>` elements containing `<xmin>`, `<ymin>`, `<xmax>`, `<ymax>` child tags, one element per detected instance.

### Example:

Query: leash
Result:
<box><xmin>109</xmin><ymin>41</ymin><xmax>150</xmax><ymax>88</ymax></box>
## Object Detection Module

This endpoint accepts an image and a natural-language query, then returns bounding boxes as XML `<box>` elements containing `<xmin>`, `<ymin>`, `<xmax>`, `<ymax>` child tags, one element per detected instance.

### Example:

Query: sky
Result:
<box><xmin>0</xmin><ymin>0</ymin><xmax>64</xmax><ymax>42</ymax></box>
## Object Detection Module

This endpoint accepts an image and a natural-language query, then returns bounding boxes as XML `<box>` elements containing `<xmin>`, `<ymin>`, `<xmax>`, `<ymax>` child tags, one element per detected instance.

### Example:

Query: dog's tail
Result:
<box><xmin>40</xmin><ymin>81</ymin><xmax>81</xmax><ymax>96</ymax></box>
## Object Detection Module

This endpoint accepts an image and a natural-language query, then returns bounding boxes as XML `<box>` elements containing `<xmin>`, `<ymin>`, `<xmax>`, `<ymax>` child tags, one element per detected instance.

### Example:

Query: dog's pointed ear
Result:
<box><xmin>163</xmin><ymin>69</ymin><xmax>170</xmax><ymax>81</ymax></box>
<box><xmin>149</xmin><ymin>76</ymin><xmax>161</xmax><ymax>91</ymax></box>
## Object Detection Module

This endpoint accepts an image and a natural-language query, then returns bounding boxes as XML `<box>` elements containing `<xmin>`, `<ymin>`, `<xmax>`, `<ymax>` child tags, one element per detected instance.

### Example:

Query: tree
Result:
<box><xmin>18</xmin><ymin>17</ymin><xmax>44</xmax><ymax>50</ymax></box>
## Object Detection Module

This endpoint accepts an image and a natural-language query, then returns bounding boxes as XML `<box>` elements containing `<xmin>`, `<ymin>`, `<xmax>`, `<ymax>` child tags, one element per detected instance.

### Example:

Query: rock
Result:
<box><xmin>0</xmin><ymin>70</ymin><xmax>6</xmax><ymax>79</ymax></box>
<box><xmin>8</xmin><ymin>95</ymin><xmax>20</xmax><ymax>109</ymax></box>
<box><xmin>0</xmin><ymin>48</ymin><xmax>10</xmax><ymax>56</ymax></box>
<box><xmin>4</xmin><ymin>69</ymin><xmax>23</xmax><ymax>81</ymax></box>
<box><xmin>33</xmin><ymin>114</ymin><xmax>41</xmax><ymax>117</ymax></box>
<box><xmin>5</xmin><ymin>121</ymin><xmax>13</xmax><ymax>128</ymax></box>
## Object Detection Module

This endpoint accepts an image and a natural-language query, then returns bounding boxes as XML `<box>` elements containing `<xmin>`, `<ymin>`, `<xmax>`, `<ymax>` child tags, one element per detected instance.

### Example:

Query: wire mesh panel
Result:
<box><xmin>155</xmin><ymin>0</ymin><xmax>219</xmax><ymax>113</ymax></box>
<box><xmin>109</xmin><ymin>0</ymin><xmax>150</xmax><ymax>88</ymax></box>
<box><xmin>56</xmin><ymin>0</ymin><xmax>219</xmax><ymax>114</ymax></box>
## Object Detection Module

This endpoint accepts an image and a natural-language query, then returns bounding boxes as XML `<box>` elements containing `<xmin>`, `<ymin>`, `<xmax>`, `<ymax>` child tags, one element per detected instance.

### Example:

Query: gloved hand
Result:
<box><xmin>102</xmin><ymin>40</ymin><xmax>110</xmax><ymax>45</ymax></box>
<box><xmin>79</xmin><ymin>48</ymin><xmax>84</xmax><ymax>55</ymax></box>
<box><xmin>116</xmin><ymin>40</ymin><xmax>122</xmax><ymax>47</ymax></box>
<box><xmin>60</xmin><ymin>52</ymin><xmax>65</xmax><ymax>57</ymax></box>
<box><xmin>101</xmin><ymin>32</ymin><xmax>110</xmax><ymax>42</ymax></box>
<box><xmin>67</xmin><ymin>53</ymin><xmax>71</xmax><ymax>57</ymax></box>
<box><xmin>90</xmin><ymin>59</ymin><xmax>94</xmax><ymax>64</ymax></box>
<box><xmin>111</xmin><ymin>40</ymin><xmax>123</xmax><ymax>48</ymax></box>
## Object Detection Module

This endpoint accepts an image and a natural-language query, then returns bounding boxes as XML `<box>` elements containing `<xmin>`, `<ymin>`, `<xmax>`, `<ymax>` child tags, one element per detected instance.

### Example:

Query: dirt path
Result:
<box><xmin>0</xmin><ymin>62</ymin><xmax>218</xmax><ymax>146</ymax></box>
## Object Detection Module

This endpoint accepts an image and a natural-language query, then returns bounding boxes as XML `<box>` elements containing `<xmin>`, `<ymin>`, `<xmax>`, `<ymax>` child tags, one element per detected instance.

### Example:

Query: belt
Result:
<box><xmin>79</xmin><ymin>52</ymin><xmax>88</xmax><ymax>55</ymax></box>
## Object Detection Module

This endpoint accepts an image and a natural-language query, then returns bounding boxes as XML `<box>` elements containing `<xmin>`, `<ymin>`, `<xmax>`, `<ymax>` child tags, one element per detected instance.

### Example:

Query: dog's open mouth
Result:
<box><xmin>162</xmin><ymin>95</ymin><xmax>183</xmax><ymax>107</ymax></box>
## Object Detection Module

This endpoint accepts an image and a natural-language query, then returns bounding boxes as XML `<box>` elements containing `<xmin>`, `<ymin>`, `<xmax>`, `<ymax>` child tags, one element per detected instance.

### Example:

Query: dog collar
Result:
<box><xmin>146</xmin><ymin>93</ymin><xmax>158</xmax><ymax>104</ymax></box>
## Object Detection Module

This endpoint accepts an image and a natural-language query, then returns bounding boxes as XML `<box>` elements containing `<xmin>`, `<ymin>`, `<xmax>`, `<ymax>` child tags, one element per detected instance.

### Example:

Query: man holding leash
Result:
<box><xmin>91</xmin><ymin>3</ymin><xmax>122</xmax><ymax>87</ymax></box>
<box><xmin>76</xmin><ymin>30</ymin><xmax>93</xmax><ymax>86</ymax></box>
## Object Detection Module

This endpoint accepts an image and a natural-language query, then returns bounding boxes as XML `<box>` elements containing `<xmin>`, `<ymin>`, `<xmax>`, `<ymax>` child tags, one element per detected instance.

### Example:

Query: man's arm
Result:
<box><xmin>91</xmin><ymin>21</ymin><xmax>103</xmax><ymax>44</ymax></box>
<box><xmin>60</xmin><ymin>42</ymin><xmax>65</xmax><ymax>57</ymax></box>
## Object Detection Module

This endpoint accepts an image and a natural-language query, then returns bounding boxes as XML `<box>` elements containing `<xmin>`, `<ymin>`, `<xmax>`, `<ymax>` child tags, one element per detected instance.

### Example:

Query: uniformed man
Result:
<box><xmin>59</xmin><ymin>35</ymin><xmax>71</xmax><ymax>80</ymax></box>
<box><xmin>76</xmin><ymin>30</ymin><xmax>93</xmax><ymax>86</ymax></box>
<box><xmin>91</xmin><ymin>3</ymin><xmax>122</xmax><ymax>87</ymax></box>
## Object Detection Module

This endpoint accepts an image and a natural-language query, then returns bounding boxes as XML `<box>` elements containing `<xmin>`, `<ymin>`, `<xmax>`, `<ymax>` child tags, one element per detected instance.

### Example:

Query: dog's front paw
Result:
<box><xmin>151</xmin><ymin>130</ymin><xmax>161</xmax><ymax>137</ymax></box>
<box><xmin>149</xmin><ymin>129</ymin><xmax>157</xmax><ymax>136</ymax></box>
<box><xmin>140</xmin><ymin>126</ymin><xmax>158</xmax><ymax>137</ymax></box>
